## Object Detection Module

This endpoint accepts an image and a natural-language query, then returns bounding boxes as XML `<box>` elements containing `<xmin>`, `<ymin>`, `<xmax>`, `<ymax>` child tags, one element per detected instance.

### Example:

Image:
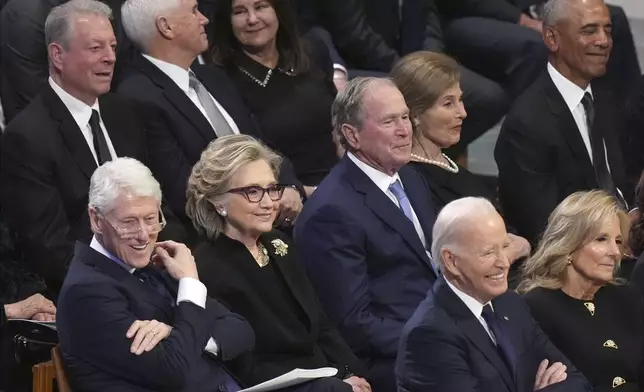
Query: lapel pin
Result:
<box><xmin>503</xmin><ymin>316</ymin><xmax>509</xmax><ymax>321</ymax></box>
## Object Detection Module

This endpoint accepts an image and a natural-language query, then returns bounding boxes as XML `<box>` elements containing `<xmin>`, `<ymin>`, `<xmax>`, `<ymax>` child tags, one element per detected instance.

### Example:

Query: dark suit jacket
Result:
<box><xmin>116</xmin><ymin>55</ymin><xmax>300</xmax><ymax>218</ymax></box>
<box><xmin>396</xmin><ymin>277</ymin><xmax>592</xmax><ymax>392</ymax></box>
<box><xmin>495</xmin><ymin>71</ymin><xmax>627</xmax><ymax>244</ymax></box>
<box><xmin>193</xmin><ymin>230</ymin><xmax>366</xmax><ymax>386</ymax></box>
<box><xmin>631</xmin><ymin>252</ymin><xmax>644</xmax><ymax>301</ymax></box>
<box><xmin>622</xmin><ymin>74</ymin><xmax>644</xmax><ymax>192</ymax></box>
<box><xmin>57</xmin><ymin>242</ymin><xmax>255</xmax><ymax>392</ymax></box>
<box><xmin>294</xmin><ymin>155</ymin><xmax>438</xmax><ymax>359</ymax></box>
<box><xmin>1</xmin><ymin>85</ymin><xmax>184</xmax><ymax>293</ymax></box>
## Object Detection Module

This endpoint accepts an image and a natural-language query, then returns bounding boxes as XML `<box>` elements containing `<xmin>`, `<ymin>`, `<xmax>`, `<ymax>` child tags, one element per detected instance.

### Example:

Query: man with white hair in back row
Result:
<box><xmin>57</xmin><ymin>157</ymin><xmax>255</xmax><ymax>392</ymax></box>
<box><xmin>396</xmin><ymin>197</ymin><xmax>592</xmax><ymax>392</ymax></box>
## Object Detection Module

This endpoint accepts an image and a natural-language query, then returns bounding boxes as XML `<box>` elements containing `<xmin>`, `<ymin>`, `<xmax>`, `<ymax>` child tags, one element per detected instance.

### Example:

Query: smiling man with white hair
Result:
<box><xmin>396</xmin><ymin>197</ymin><xmax>591</xmax><ymax>392</ymax></box>
<box><xmin>56</xmin><ymin>157</ymin><xmax>255</xmax><ymax>392</ymax></box>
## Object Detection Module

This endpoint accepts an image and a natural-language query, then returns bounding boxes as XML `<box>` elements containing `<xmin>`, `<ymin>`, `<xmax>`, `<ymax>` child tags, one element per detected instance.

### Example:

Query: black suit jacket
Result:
<box><xmin>116</xmin><ymin>55</ymin><xmax>300</xmax><ymax>218</ymax></box>
<box><xmin>622</xmin><ymin>74</ymin><xmax>644</xmax><ymax>191</ymax></box>
<box><xmin>495</xmin><ymin>71</ymin><xmax>627</xmax><ymax>244</ymax></box>
<box><xmin>57</xmin><ymin>242</ymin><xmax>255</xmax><ymax>392</ymax></box>
<box><xmin>193</xmin><ymin>230</ymin><xmax>366</xmax><ymax>386</ymax></box>
<box><xmin>1</xmin><ymin>85</ymin><xmax>183</xmax><ymax>293</ymax></box>
<box><xmin>396</xmin><ymin>277</ymin><xmax>592</xmax><ymax>392</ymax></box>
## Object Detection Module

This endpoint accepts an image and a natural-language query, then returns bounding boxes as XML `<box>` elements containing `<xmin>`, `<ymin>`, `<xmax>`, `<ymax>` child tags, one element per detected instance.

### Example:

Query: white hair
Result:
<box><xmin>121</xmin><ymin>0</ymin><xmax>182</xmax><ymax>52</ymax></box>
<box><xmin>45</xmin><ymin>0</ymin><xmax>113</xmax><ymax>48</ymax></box>
<box><xmin>431</xmin><ymin>197</ymin><xmax>499</xmax><ymax>268</ymax></box>
<box><xmin>542</xmin><ymin>0</ymin><xmax>577</xmax><ymax>27</ymax></box>
<box><xmin>88</xmin><ymin>157</ymin><xmax>162</xmax><ymax>213</ymax></box>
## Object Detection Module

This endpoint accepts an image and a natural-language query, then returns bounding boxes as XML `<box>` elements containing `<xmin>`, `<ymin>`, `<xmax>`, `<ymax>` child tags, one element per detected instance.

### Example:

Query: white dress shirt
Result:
<box><xmin>347</xmin><ymin>152</ymin><xmax>435</xmax><ymax>269</ymax></box>
<box><xmin>547</xmin><ymin>62</ymin><xmax>611</xmax><ymax>169</ymax></box>
<box><xmin>90</xmin><ymin>236</ymin><xmax>219</xmax><ymax>355</ymax></box>
<box><xmin>445</xmin><ymin>277</ymin><xmax>496</xmax><ymax>343</ymax></box>
<box><xmin>49</xmin><ymin>77</ymin><xmax>117</xmax><ymax>165</ymax></box>
<box><xmin>142</xmin><ymin>54</ymin><xmax>240</xmax><ymax>135</ymax></box>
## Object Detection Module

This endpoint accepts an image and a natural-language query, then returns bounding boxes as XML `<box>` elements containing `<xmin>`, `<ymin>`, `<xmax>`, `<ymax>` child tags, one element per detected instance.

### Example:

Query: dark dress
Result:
<box><xmin>193</xmin><ymin>230</ymin><xmax>365</xmax><ymax>388</ymax></box>
<box><xmin>523</xmin><ymin>285</ymin><xmax>644</xmax><ymax>392</ymax></box>
<box><xmin>224</xmin><ymin>49</ymin><xmax>338</xmax><ymax>186</ymax></box>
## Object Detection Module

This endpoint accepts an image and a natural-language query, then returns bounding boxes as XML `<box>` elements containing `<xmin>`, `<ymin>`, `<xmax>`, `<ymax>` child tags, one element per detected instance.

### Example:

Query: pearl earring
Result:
<box><xmin>219</xmin><ymin>209</ymin><xmax>227</xmax><ymax>217</ymax></box>
<box><xmin>567</xmin><ymin>255</ymin><xmax>573</xmax><ymax>265</ymax></box>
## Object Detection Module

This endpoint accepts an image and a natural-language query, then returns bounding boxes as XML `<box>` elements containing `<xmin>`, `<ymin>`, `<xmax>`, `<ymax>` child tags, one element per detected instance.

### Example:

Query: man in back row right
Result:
<box><xmin>496</xmin><ymin>0</ymin><xmax>629</xmax><ymax>245</ymax></box>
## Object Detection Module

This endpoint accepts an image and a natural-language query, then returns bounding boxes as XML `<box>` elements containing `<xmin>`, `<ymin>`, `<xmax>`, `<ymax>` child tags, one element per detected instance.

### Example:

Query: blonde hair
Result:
<box><xmin>517</xmin><ymin>190</ymin><xmax>630</xmax><ymax>294</ymax></box>
<box><xmin>390</xmin><ymin>51</ymin><xmax>460</xmax><ymax>134</ymax></box>
<box><xmin>185</xmin><ymin>135</ymin><xmax>282</xmax><ymax>240</ymax></box>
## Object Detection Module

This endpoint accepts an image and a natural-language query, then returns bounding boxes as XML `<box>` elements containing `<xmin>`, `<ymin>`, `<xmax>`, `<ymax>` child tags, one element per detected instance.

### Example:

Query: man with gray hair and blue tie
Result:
<box><xmin>117</xmin><ymin>0</ymin><xmax>303</xmax><ymax>223</ymax></box>
<box><xmin>295</xmin><ymin>76</ymin><xmax>438</xmax><ymax>392</ymax></box>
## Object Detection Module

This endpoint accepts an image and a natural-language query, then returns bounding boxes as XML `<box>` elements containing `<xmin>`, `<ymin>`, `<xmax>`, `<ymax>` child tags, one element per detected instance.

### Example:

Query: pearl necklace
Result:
<box><xmin>237</xmin><ymin>65</ymin><xmax>295</xmax><ymax>88</ymax></box>
<box><xmin>410</xmin><ymin>153</ymin><xmax>459</xmax><ymax>173</ymax></box>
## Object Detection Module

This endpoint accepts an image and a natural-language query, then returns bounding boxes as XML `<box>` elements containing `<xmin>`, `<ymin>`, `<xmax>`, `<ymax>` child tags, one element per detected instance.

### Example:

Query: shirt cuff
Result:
<box><xmin>205</xmin><ymin>338</ymin><xmax>219</xmax><ymax>355</ymax></box>
<box><xmin>333</xmin><ymin>63</ymin><xmax>348</xmax><ymax>76</ymax></box>
<box><xmin>176</xmin><ymin>277</ymin><xmax>207</xmax><ymax>308</ymax></box>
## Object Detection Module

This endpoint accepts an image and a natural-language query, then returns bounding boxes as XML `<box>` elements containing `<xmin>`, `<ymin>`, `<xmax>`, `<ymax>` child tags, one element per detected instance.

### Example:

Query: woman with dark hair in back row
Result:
<box><xmin>208</xmin><ymin>0</ymin><xmax>339</xmax><ymax>199</ymax></box>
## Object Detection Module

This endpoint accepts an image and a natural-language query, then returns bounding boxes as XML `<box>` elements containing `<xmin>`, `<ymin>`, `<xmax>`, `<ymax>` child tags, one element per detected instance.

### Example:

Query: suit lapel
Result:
<box><xmin>43</xmin><ymin>86</ymin><xmax>97</xmax><ymax>180</ymax></box>
<box><xmin>135</xmin><ymin>55</ymin><xmax>215</xmax><ymax>143</ymax></box>
<box><xmin>435</xmin><ymin>278</ymin><xmax>516</xmax><ymax>392</ymax></box>
<box><xmin>400</xmin><ymin>165</ymin><xmax>436</xmax><ymax>246</ymax></box>
<box><xmin>344</xmin><ymin>157</ymin><xmax>435</xmax><ymax>273</ymax></box>
<box><xmin>542</xmin><ymin>73</ymin><xmax>597</xmax><ymax>189</ymax></box>
<box><xmin>260</xmin><ymin>233</ymin><xmax>314</xmax><ymax>330</ymax></box>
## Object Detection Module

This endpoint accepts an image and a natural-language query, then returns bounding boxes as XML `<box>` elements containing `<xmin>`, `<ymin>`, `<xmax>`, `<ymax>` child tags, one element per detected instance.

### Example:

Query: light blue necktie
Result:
<box><xmin>389</xmin><ymin>180</ymin><xmax>414</xmax><ymax>221</ymax></box>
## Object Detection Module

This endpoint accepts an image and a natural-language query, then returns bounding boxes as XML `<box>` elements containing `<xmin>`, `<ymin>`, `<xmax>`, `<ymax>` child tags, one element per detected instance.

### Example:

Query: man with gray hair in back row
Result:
<box><xmin>396</xmin><ymin>197</ymin><xmax>591</xmax><ymax>392</ymax></box>
<box><xmin>57</xmin><ymin>157</ymin><xmax>255</xmax><ymax>392</ymax></box>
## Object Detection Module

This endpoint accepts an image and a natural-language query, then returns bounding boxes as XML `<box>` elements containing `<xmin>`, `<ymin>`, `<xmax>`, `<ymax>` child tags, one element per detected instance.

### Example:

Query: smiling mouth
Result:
<box><xmin>130</xmin><ymin>244</ymin><xmax>148</xmax><ymax>251</ymax></box>
<box><xmin>487</xmin><ymin>273</ymin><xmax>505</xmax><ymax>281</ymax></box>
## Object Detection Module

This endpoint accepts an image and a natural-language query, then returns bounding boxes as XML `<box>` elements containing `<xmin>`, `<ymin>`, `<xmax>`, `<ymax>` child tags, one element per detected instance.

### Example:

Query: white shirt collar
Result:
<box><xmin>347</xmin><ymin>152</ymin><xmax>402</xmax><ymax>193</ymax></box>
<box><xmin>547</xmin><ymin>62</ymin><xmax>593</xmax><ymax>113</ymax></box>
<box><xmin>445</xmin><ymin>277</ymin><xmax>493</xmax><ymax>319</ymax></box>
<box><xmin>142</xmin><ymin>54</ymin><xmax>191</xmax><ymax>94</ymax></box>
<box><xmin>90</xmin><ymin>236</ymin><xmax>136</xmax><ymax>274</ymax></box>
<box><xmin>48</xmin><ymin>77</ymin><xmax>101</xmax><ymax>131</ymax></box>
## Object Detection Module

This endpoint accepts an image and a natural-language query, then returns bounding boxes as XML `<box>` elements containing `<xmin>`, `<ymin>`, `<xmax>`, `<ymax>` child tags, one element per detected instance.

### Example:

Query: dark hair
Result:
<box><xmin>209</xmin><ymin>0</ymin><xmax>310</xmax><ymax>73</ymax></box>
<box><xmin>630</xmin><ymin>171</ymin><xmax>644</xmax><ymax>257</ymax></box>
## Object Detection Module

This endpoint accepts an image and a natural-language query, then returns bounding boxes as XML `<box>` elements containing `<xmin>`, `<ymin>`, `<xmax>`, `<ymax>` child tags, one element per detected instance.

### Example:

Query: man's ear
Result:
<box><xmin>441</xmin><ymin>248</ymin><xmax>460</xmax><ymax>277</ymax></box>
<box><xmin>341</xmin><ymin>124</ymin><xmax>360</xmax><ymax>151</ymax></box>
<box><xmin>48</xmin><ymin>43</ymin><xmax>65</xmax><ymax>73</ymax></box>
<box><xmin>543</xmin><ymin>26</ymin><xmax>559</xmax><ymax>53</ymax></box>
<box><xmin>156</xmin><ymin>15</ymin><xmax>174</xmax><ymax>40</ymax></box>
<box><xmin>88</xmin><ymin>207</ymin><xmax>103</xmax><ymax>235</ymax></box>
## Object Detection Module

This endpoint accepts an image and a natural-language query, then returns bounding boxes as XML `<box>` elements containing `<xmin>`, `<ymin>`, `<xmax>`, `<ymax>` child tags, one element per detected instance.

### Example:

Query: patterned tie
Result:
<box><xmin>89</xmin><ymin>110</ymin><xmax>111</xmax><ymax>165</ymax></box>
<box><xmin>482</xmin><ymin>304</ymin><xmax>516</xmax><ymax>376</ymax></box>
<box><xmin>389</xmin><ymin>180</ymin><xmax>414</xmax><ymax>221</ymax></box>
<box><xmin>188</xmin><ymin>71</ymin><xmax>234</xmax><ymax>137</ymax></box>
<box><xmin>580</xmin><ymin>92</ymin><xmax>615</xmax><ymax>194</ymax></box>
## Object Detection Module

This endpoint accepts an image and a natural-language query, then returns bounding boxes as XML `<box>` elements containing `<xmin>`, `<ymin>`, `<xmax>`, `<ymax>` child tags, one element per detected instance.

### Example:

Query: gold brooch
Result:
<box><xmin>584</xmin><ymin>302</ymin><xmax>595</xmax><ymax>316</ymax></box>
<box><xmin>603</xmin><ymin>340</ymin><xmax>618</xmax><ymax>349</ymax></box>
<box><xmin>613</xmin><ymin>377</ymin><xmax>626</xmax><ymax>388</ymax></box>
<box><xmin>271</xmin><ymin>239</ymin><xmax>289</xmax><ymax>256</ymax></box>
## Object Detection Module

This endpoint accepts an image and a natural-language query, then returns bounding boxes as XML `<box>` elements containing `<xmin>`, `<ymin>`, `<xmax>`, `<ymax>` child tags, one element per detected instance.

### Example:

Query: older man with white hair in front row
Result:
<box><xmin>56</xmin><ymin>157</ymin><xmax>255</xmax><ymax>392</ymax></box>
<box><xmin>396</xmin><ymin>197</ymin><xmax>592</xmax><ymax>392</ymax></box>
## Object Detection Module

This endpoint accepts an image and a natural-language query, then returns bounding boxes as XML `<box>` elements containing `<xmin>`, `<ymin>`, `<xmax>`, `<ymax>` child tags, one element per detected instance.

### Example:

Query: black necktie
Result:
<box><xmin>482</xmin><ymin>304</ymin><xmax>516</xmax><ymax>376</ymax></box>
<box><xmin>89</xmin><ymin>110</ymin><xmax>111</xmax><ymax>165</ymax></box>
<box><xmin>580</xmin><ymin>93</ymin><xmax>615</xmax><ymax>194</ymax></box>
<box><xmin>133</xmin><ymin>268</ymin><xmax>175</xmax><ymax>307</ymax></box>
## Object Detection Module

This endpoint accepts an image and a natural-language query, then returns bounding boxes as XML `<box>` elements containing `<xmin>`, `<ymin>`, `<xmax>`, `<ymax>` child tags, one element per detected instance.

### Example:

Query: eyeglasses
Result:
<box><xmin>98</xmin><ymin>209</ymin><xmax>167</xmax><ymax>240</ymax></box>
<box><xmin>227</xmin><ymin>184</ymin><xmax>285</xmax><ymax>203</ymax></box>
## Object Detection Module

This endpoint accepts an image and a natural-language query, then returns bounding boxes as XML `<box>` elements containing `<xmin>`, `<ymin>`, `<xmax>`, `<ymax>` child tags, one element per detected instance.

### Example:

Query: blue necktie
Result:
<box><xmin>134</xmin><ymin>268</ymin><xmax>175</xmax><ymax>307</ymax></box>
<box><xmin>482</xmin><ymin>304</ymin><xmax>516</xmax><ymax>376</ymax></box>
<box><xmin>389</xmin><ymin>180</ymin><xmax>414</xmax><ymax>221</ymax></box>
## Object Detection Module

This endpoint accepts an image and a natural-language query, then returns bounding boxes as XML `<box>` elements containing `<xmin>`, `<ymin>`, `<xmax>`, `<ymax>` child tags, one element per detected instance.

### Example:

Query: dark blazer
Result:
<box><xmin>622</xmin><ymin>74</ymin><xmax>644</xmax><ymax>191</ymax></box>
<box><xmin>294</xmin><ymin>155</ymin><xmax>438</xmax><ymax>360</ymax></box>
<box><xmin>193</xmin><ymin>230</ymin><xmax>366</xmax><ymax>386</ymax></box>
<box><xmin>116</xmin><ymin>55</ymin><xmax>300</xmax><ymax>218</ymax></box>
<box><xmin>57</xmin><ymin>242</ymin><xmax>255</xmax><ymax>392</ymax></box>
<box><xmin>631</xmin><ymin>252</ymin><xmax>644</xmax><ymax>301</ymax></box>
<box><xmin>396</xmin><ymin>277</ymin><xmax>592</xmax><ymax>392</ymax></box>
<box><xmin>1</xmin><ymin>86</ymin><xmax>146</xmax><ymax>292</ymax></box>
<box><xmin>495</xmin><ymin>71</ymin><xmax>627</xmax><ymax>244</ymax></box>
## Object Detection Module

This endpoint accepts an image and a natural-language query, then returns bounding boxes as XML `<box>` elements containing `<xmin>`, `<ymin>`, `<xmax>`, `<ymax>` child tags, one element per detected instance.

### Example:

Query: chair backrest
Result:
<box><xmin>51</xmin><ymin>346</ymin><xmax>72</xmax><ymax>392</ymax></box>
<box><xmin>32</xmin><ymin>361</ymin><xmax>54</xmax><ymax>392</ymax></box>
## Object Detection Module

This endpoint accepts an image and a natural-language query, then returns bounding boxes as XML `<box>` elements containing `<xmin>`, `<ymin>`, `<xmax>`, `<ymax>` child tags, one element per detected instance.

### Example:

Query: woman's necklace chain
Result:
<box><xmin>238</xmin><ymin>65</ymin><xmax>295</xmax><ymax>88</ymax></box>
<box><xmin>255</xmin><ymin>243</ymin><xmax>270</xmax><ymax>267</ymax></box>
<box><xmin>410</xmin><ymin>153</ymin><xmax>459</xmax><ymax>173</ymax></box>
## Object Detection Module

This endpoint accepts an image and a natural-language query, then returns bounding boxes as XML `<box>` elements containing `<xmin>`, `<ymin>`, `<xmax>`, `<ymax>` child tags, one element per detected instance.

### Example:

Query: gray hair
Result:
<box><xmin>185</xmin><ymin>135</ymin><xmax>282</xmax><ymax>241</ymax></box>
<box><xmin>45</xmin><ymin>0</ymin><xmax>113</xmax><ymax>48</ymax></box>
<box><xmin>542</xmin><ymin>0</ymin><xmax>577</xmax><ymax>28</ymax></box>
<box><xmin>88</xmin><ymin>157</ymin><xmax>162</xmax><ymax>213</ymax></box>
<box><xmin>431</xmin><ymin>197</ymin><xmax>499</xmax><ymax>268</ymax></box>
<box><xmin>121</xmin><ymin>0</ymin><xmax>182</xmax><ymax>52</ymax></box>
<box><xmin>332</xmin><ymin>77</ymin><xmax>397</xmax><ymax>151</ymax></box>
